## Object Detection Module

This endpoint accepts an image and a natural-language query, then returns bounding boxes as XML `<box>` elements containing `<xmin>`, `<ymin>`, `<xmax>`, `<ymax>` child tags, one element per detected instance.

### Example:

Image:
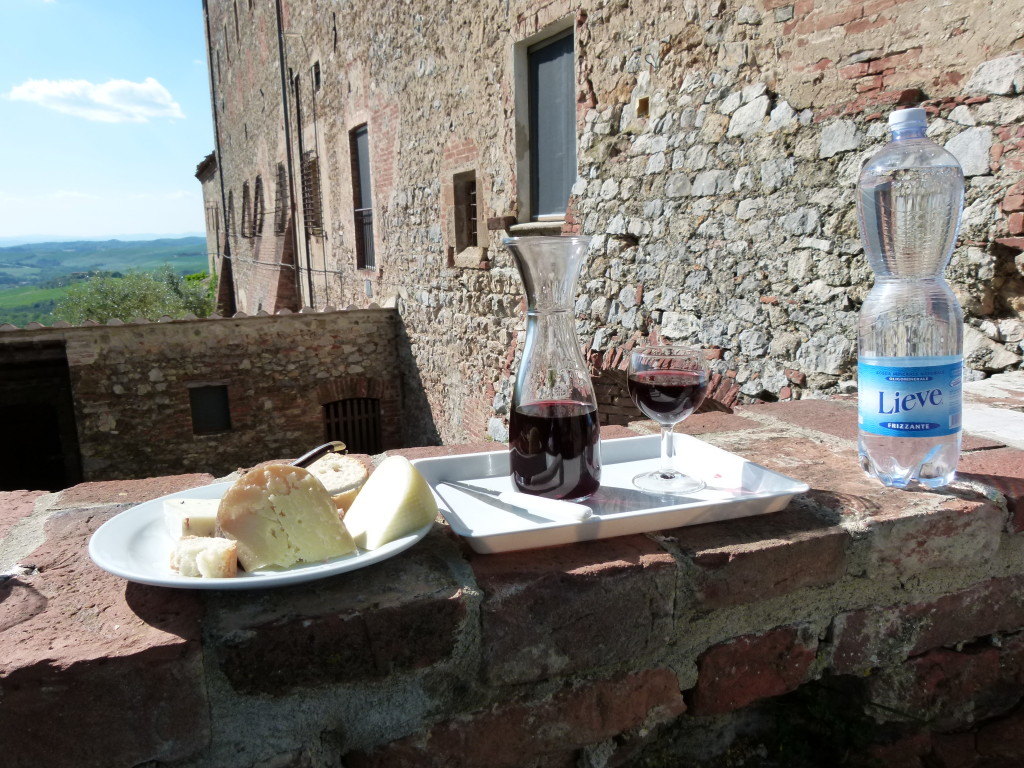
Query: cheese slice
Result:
<box><xmin>342</xmin><ymin>456</ymin><xmax>438</xmax><ymax>550</ymax></box>
<box><xmin>164</xmin><ymin>498</ymin><xmax>219</xmax><ymax>539</ymax></box>
<box><xmin>217</xmin><ymin>464</ymin><xmax>357</xmax><ymax>571</ymax></box>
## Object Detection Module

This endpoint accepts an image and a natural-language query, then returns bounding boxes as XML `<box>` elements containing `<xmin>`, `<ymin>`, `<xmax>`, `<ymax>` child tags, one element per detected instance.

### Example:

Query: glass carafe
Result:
<box><xmin>504</xmin><ymin>235</ymin><xmax>601</xmax><ymax>500</ymax></box>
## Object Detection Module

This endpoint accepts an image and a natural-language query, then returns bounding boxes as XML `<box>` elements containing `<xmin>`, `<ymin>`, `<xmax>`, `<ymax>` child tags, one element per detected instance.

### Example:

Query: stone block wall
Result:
<box><xmin>0</xmin><ymin>309</ymin><xmax>405</xmax><ymax>483</ymax></box>
<box><xmin>202</xmin><ymin>0</ymin><xmax>1024</xmax><ymax>448</ymax></box>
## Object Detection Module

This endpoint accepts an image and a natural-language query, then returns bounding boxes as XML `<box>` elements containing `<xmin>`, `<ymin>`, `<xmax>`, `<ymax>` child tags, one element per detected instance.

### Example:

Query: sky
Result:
<box><xmin>0</xmin><ymin>0</ymin><xmax>214</xmax><ymax>243</ymax></box>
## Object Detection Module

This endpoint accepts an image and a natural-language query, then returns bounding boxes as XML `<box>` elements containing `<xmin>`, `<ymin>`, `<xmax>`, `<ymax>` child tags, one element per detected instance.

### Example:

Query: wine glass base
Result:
<box><xmin>632</xmin><ymin>470</ymin><xmax>706</xmax><ymax>495</ymax></box>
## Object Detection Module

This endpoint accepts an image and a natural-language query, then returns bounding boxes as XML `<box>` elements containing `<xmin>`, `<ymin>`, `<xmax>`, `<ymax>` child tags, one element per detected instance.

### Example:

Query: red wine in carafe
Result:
<box><xmin>627</xmin><ymin>371</ymin><xmax>707</xmax><ymax>425</ymax></box>
<box><xmin>509</xmin><ymin>400</ymin><xmax>600</xmax><ymax>500</ymax></box>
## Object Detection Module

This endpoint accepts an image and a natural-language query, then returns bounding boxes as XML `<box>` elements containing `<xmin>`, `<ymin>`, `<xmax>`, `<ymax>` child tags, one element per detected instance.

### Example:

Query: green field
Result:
<box><xmin>0</xmin><ymin>237</ymin><xmax>209</xmax><ymax>326</ymax></box>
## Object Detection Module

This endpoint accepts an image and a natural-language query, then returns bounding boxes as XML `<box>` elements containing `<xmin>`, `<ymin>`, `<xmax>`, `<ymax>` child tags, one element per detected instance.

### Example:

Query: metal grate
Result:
<box><xmin>467</xmin><ymin>180</ymin><xmax>478</xmax><ymax>247</ymax></box>
<box><xmin>355</xmin><ymin>208</ymin><xmax>375</xmax><ymax>269</ymax></box>
<box><xmin>253</xmin><ymin>175</ymin><xmax>265</xmax><ymax>235</ymax></box>
<box><xmin>274</xmin><ymin>163</ymin><xmax>287</xmax><ymax>234</ymax></box>
<box><xmin>323</xmin><ymin>398</ymin><xmax>381</xmax><ymax>454</ymax></box>
<box><xmin>301</xmin><ymin>151</ymin><xmax>324</xmax><ymax>236</ymax></box>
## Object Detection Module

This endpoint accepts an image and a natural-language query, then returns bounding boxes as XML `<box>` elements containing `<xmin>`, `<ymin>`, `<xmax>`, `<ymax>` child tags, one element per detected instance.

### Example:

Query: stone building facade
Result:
<box><xmin>200</xmin><ymin>0</ymin><xmax>1024</xmax><ymax>446</ymax></box>
<box><xmin>0</xmin><ymin>309</ymin><xmax>406</xmax><ymax>487</ymax></box>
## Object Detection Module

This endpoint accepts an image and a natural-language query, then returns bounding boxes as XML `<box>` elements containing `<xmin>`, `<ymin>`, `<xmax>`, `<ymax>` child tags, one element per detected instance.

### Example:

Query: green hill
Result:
<box><xmin>0</xmin><ymin>237</ymin><xmax>209</xmax><ymax>326</ymax></box>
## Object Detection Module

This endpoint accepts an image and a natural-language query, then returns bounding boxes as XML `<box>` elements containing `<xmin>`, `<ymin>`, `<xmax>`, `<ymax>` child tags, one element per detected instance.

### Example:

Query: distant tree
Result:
<box><xmin>53</xmin><ymin>268</ymin><xmax>215</xmax><ymax>324</ymax></box>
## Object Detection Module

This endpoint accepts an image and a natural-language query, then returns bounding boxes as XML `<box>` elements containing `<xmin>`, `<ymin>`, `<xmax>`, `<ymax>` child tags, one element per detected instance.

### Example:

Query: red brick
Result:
<box><xmin>830</xmin><ymin>575</ymin><xmax>1024</xmax><ymax>673</ymax></box>
<box><xmin>0</xmin><ymin>489</ymin><xmax>45</xmax><ymax>542</ymax></box>
<box><xmin>1</xmin><ymin>505</ymin><xmax>208</xmax><ymax>767</ymax></box>
<box><xmin>929</xmin><ymin>731</ymin><xmax>980</xmax><ymax>768</ymax></box>
<box><xmin>50</xmin><ymin>473</ymin><xmax>217</xmax><ymax>509</ymax></box>
<box><xmin>867</xmin><ymin>646</ymin><xmax>1008</xmax><ymax>730</ymax></box>
<box><xmin>691</xmin><ymin>625</ymin><xmax>818</xmax><ymax>715</ymax></box>
<box><xmin>470</xmin><ymin>537</ymin><xmax>676</xmax><ymax>685</ymax></box>
<box><xmin>845</xmin><ymin>15</ymin><xmax>888</xmax><ymax>34</ymax></box>
<box><xmin>667</xmin><ymin>506</ymin><xmax>849</xmax><ymax>609</ymax></box>
<box><xmin>958</xmin><ymin>448</ymin><xmax>1024</xmax><ymax>532</ymax></box>
<box><xmin>839</xmin><ymin>63</ymin><xmax>869</xmax><ymax>79</ymax></box>
<box><xmin>977</xmin><ymin>705</ymin><xmax>1024</xmax><ymax>760</ymax></box>
<box><xmin>208</xmin><ymin>536</ymin><xmax>466</xmax><ymax>693</ymax></box>
<box><xmin>856</xmin><ymin>731</ymin><xmax>931</xmax><ymax>768</ymax></box>
<box><xmin>865</xmin><ymin>493</ymin><xmax>1006</xmax><ymax>580</ymax></box>
<box><xmin>345</xmin><ymin>668</ymin><xmax>686</xmax><ymax>768</ymax></box>
<box><xmin>1009</xmin><ymin>212</ymin><xmax>1024</xmax><ymax>235</ymax></box>
<box><xmin>744</xmin><ymin>398</ymin><xmax>858</xmax><ymax>439</ymax></box>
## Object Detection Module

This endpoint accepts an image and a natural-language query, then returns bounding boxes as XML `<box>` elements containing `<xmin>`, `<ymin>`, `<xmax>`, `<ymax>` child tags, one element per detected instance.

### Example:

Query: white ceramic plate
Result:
<box><xmin>88</xmin><ymin>482</ymin><xmax>432</xmax><ymax>589</ymax></box>
<box><xmin>414</xmin><ymin>434</ymin><xmax>810</xmax><ymax>554</ymax></box>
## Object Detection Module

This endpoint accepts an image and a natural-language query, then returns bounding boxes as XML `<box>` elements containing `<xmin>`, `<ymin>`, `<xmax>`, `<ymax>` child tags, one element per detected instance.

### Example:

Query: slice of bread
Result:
<box><xmin>305</xmin><ymin>453</ymin><xmax>369</xmax><ymax>496</ymax></box>
<box><xmin>171</xmin><ymin>536</ymin><xmax>238</xmax><ymax>578</ymax></box>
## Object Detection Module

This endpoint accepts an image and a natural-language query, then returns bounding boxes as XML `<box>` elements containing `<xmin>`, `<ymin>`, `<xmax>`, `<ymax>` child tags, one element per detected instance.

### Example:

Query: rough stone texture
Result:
<box><xmin>344</xmin><ymin>668</ymin><xmax>687</xmax><ymax>768</ymax></box>
<box><xmin>0</xmin><ymin>490</ymin><xmax>44</xmax><ymax>542</ymax></box>
<box><xmin>198</xmin><ymin>0</ymin><xmax>1024</xmax><ymax>446</ymax></box>
<box><xmin>5</xmin><ymin>415</ymin><xmax>1024</xmax><ymax>766</ymax></box>
<box><xmin>0</xmin><ymin>505</ymin><xmax>209</xmax><ymax>768</ymax></box>
<box><xmin>0</xmin><ymin>310</ymin><xmax>406</xmax><ymax>481</ymax></box>
<box><xmin>469</xmin><ymin>536</ymin><xmax>677</xmax><ymax>685</ymax></box>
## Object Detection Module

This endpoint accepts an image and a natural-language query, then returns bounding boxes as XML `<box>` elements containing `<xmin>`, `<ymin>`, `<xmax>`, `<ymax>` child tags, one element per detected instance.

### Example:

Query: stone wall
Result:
<box><xmin>201</xmin><ymin>0</ymin><xmax>1024</xmax><ymax>447</ymax></box>
<box><xmin>0</xmin><ymin>309</ymin><xmax>405</xmax><ymax>483</ymax></box>
<box><xmin>4</xmin><ymin>392</ymin><xmax>1024</xmax><ymax>767</ymax></box>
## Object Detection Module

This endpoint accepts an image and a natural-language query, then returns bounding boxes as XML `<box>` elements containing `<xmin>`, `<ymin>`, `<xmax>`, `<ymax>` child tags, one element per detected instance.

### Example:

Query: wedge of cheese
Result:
<box><xmin>217</xmin><ymin>464</ymin><xmax>357</xmax><ymax>571</ymax></box>
<box><xmin>164</xmin><ymin>498</ymin><xmax>219</xmax><ymax>539</ymax></box>
<box><xmin>171</xmin><ymin>536</ymin><xmax>238</xmax><ymax>578</ymax></box>
<box><xmin>342</xmin><ymin>455</ymin><xmax>438</xmax><ymax>550</ymax></box>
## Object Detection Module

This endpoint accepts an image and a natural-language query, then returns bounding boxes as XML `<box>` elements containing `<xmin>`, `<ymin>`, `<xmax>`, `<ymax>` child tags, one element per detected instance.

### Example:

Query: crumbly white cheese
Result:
<box><xmin>163</xmin><ymin>498</ymin><xmax>219</xmax><ymax>539</ymax></box>
<box><xmin>217</xmin><ymin>464</ymin><xmax>357</xmax><ymax>571</ymax></box>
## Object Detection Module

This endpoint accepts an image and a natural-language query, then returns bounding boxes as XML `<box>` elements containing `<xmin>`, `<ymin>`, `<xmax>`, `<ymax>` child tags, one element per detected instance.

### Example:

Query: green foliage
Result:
<box><xmin>0</xmin><ymin>237</ymin><xmax>211</xmax><ymax>326</ymax></box>
<box><xmin>53</xmin><ymin>269</ymin><xmax>215</xmax><ymax>324</ymax></box>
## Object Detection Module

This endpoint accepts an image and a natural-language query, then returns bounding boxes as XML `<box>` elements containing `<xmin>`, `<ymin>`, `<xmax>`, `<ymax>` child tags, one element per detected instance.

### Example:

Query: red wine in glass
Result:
<box><xmin>509</xmin><ymin>400</ymin><xmax>601</xmax><ymax>500</ymax></box>
<box><xmin>627</xmin><ymin>371</ymin><xmax>708</xmax><ymax>425</ymax></box>
<box><xmin>627</xmin><ymin>346</ymin><xmax>710</xmax><ymax>495</ymax></box>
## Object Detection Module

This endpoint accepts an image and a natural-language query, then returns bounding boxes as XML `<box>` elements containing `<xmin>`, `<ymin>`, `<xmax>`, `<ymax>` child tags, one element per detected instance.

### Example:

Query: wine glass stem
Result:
<box><xmin>660</xmin><ymin>425</ymin><xmax>676</xmax><ymax>475</ymax></box>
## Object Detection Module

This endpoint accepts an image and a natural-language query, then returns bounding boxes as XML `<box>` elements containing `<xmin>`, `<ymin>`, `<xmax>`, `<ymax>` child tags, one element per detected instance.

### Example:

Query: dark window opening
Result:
<box><xmin>189</xmin><ymin>385</ymin><xmax>232</xmax><ymax>435</ymax></box>
<box><xmin>274</xmin><ymin>163</ymin><xmax>287</xmax><ymax>234</ymax></box>
<box><xmin>227</xmin><ymin>190</ymin><xmax>236</xmax><ymax>236</ymax></box>
<box><xmin>323</xmin><ymin>398</ymin><xmax>382</xmax><ymax>454</ymax></box>
<box><xmin>301</xmin><ymin>151</ymin><xmax>324</xmax><ymax>237</ymax></box>
<box><xmin>253</xmin><ymin>175</ymin><xmax>265</xmax><ymax>235</ymax></box>
<box><xmin>350</xmin><ymin>124</ymin><xmax>375</xmax><ymax>269</ymax></box>
<box><xmin>241</xmin><ymin>181</ymin><xmax>252</xmax><ymax>238</ymax></box>
<box><xmin>528</xmin><ymin>29</ymin><xmax>575</xmax><ymax>220</ymax></box>
<box><xmin>454</xmin><ymin>171</ymin><xmax>479</xmax><ymax>251</ymax></box>
<box><xmin>0</xmin><ymin>342</ymin><xmax>82</xmax><ymax>491</ymax></box>
<box><xmin>313</xmin><ymin>61</ymin><xmax>321</xmax><ymax>92</ymax></box>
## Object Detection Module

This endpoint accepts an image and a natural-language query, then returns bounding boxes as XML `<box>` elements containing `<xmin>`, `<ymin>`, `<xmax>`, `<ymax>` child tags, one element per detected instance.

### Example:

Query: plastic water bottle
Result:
<box><xmin>856</xmin><ymin>107</ymin><xmax>965</xmax><ymax>489</ymax></box>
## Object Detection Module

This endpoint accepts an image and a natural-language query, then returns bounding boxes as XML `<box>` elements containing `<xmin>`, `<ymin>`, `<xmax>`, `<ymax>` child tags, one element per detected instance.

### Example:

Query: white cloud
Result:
<box><xmin>7</xmin><ymin>77</ymin><xmax>185</xmax><ymax>123</ymax></box>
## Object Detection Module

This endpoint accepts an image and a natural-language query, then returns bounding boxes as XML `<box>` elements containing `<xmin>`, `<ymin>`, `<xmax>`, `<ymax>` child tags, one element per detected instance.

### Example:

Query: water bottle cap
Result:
<box><xmin>888</xmin><ymin>107</ymin><xmax>927</xmax><ymax>128</ymax></box>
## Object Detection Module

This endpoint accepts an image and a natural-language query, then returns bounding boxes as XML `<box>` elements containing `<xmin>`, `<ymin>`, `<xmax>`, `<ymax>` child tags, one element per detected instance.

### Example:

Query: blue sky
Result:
<box><xmin>0</xmin><ymin>0</ymin><xmax>213</xmax><ymax>243</ymax></box>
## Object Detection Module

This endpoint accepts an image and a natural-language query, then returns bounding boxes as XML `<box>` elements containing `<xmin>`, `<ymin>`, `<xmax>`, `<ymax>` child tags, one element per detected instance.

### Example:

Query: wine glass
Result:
<box><xmin>627</xmin><ymin>345</ymin><xmax>710</xmax><ymax>495</ymax></box>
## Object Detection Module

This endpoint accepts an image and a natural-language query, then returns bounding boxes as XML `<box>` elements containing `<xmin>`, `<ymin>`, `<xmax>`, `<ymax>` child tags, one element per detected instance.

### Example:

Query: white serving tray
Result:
<box><xmin>412</xmin><ymin>434</ymin><xmax>809</xmax><ymax>554</ymax></box>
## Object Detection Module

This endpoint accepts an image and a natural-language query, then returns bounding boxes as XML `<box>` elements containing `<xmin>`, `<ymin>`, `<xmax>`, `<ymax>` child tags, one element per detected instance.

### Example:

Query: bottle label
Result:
<box><xmin>858</xmin><ymin>357</ymin><xmax>962</xmax><ymax>438</ymax></box>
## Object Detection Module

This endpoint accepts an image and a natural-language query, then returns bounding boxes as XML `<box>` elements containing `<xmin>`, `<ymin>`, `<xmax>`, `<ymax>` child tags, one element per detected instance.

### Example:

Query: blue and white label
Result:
<box><xmin>858</xmin><ymin>356</ymin><xmax>962</xmax><ymax>438</ymax></box>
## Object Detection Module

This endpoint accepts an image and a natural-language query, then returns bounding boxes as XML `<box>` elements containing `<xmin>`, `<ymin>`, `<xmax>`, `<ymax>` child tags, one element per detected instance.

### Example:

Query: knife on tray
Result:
<box><xmin>441</xmin><ymin>480</ymin><xmax>593</xmax><ymax>522</ymax></box>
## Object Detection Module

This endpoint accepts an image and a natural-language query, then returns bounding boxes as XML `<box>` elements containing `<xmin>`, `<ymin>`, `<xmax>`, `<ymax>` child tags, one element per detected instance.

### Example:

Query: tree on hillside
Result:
<box><xmin>53</xmin><ymin>267</ymin><xmax>215</xmax><ymax>324</ymax></box>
